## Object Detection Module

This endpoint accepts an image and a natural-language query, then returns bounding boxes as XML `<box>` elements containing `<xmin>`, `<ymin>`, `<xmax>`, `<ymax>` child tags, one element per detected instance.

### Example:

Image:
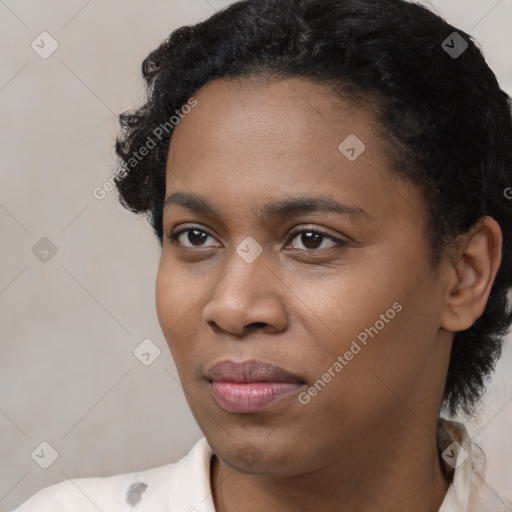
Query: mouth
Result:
<box><xmin>206</xmin><ymin>359</ymin><xmax>306</xmax><ymax>413</ymax></box>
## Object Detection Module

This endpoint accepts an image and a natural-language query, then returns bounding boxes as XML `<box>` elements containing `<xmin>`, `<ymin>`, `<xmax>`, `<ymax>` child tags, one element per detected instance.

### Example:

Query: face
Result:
<box><xmin>155</xmin><ymin>76</ymin><xmax>453</xmax><ymax>476</ymax></box>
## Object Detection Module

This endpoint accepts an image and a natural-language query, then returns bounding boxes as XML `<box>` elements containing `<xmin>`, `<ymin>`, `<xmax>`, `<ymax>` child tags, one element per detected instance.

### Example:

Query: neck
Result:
<box><xmin>210</xmin><ymin>421</ymin><xmax>451</xmax><ymax>512</ymax></box>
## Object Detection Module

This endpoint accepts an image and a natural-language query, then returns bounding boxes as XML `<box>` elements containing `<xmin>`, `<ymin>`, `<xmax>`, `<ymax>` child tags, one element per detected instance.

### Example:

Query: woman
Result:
<box><xmin>11</xmin><ymin>0</ymin><xmax>512</xmax><ymax>510</ymax></box>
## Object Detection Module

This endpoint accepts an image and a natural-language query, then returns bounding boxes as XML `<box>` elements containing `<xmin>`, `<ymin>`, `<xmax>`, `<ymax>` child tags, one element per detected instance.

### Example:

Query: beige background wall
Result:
<box><xmin>1</xmin><ymin>0</ymin><xmax>511</xmax><ymax>510</ymax></box>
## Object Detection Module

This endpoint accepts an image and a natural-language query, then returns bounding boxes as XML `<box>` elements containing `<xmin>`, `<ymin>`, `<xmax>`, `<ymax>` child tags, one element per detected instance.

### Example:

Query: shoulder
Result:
<box><xmin>10</xmin><ymin>463</ymin><xmax>175</xmax><ymax>512</ymax></box>
<box><xmin>437</xmin><ymin>418</ymin><xmax>512</xmax><ymax>512</ymax></box>
<box><xmin>10</xmin><ymin>437</ymin><xmax>214</xmax><ymax>512</ymax></box>
<box><xmin>468</xmin><ymin>470</ymin><xmax>512</xmax><ymax>512</ymax></box>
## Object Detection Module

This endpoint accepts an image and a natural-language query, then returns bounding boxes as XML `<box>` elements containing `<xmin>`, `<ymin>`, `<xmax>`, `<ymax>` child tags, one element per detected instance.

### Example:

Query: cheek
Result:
<box><xmin>291</xmin><ymin>263</ymin><xmax>400</xmax><ymax>343</ymax></box>
<box><xmin>292</xmin><ymin>256</ymin><xmax>433</xmax><ymax>384</ymax></box>
<box><xmin>155</xmin><ymin>261</ymin><xmax>192</xmax><ymax>342</ymax></box>
<box><xmin>155</xmin><ymin>257</ymin><xmax>211</xmax><ymax>368</ymax></box>
<box><xmin>155</xmin><ymin>266</ymin><xmax>172</xmax><ymax>333</ymax></box>
<box><xmin>312</xmin><ymin>283</ymin><xmax>440</xmax><ymax>411</ymax></box>
<box><xmin>155</xmin><ymin>271</ymin><xmax>192</xmax><ymax>377</ymax></box>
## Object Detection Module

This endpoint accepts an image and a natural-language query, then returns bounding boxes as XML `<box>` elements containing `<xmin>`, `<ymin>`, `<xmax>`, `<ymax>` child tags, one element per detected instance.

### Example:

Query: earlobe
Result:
<box><xmin>440</xmin><ymin>216</ymin><xmax>502</xmax><ymax>333</ymax></box>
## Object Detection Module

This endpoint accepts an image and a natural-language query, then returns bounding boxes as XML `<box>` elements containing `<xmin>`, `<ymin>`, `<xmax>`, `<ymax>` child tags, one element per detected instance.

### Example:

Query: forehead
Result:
<box><xmin>167</xmin><ymin>76</ymin><xmax>386</xmax><ymax>179</ymax></box>
<box><xmin>175</xmin><ymin>75</ymin><xmax>379</xmax><ymax>143</ymax></box>
<box><xmin>163</xmin><ymin>76</ymin><xmax>425</xmax><ymax>227</ymax></box>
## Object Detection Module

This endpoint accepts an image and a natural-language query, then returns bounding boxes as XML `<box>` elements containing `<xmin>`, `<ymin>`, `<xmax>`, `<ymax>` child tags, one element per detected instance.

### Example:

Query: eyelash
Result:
<box><xmin>167</xmin><ymin>225</ymin><xmax>347</xmax><ymax>251</ymax></box>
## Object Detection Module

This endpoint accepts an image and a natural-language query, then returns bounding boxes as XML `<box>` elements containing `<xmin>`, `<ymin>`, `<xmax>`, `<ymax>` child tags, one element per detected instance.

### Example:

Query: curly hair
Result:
<box><xmin>114</xmin><ymin>0</ymin><xmax>512</xmax><ymax>418</ymax></box>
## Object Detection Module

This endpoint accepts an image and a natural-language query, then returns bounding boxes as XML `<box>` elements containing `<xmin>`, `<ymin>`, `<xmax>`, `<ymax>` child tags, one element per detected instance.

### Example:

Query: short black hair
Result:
<box><xmin>114</xmin><ymin>0</ymin><xmax>512</xmax><ymax>418</ymax></box>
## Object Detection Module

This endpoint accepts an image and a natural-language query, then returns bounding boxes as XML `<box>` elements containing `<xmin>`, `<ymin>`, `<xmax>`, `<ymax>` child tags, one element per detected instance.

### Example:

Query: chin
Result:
<box><xmin>211</xmin><ymin>434</ymin><xmax>311</xmax><ymax>477</ymax></box>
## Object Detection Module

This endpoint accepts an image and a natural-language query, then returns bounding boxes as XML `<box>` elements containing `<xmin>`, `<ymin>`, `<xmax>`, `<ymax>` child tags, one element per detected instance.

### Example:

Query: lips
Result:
<box><xmin>206</xmin><ymin>359</ymin><xmax>305</xmax><ymax>384</ymax></box>
<box><xmin>206</xmin><ymin>359</ymin><xmax>306</xmax><ymax>413</ymax></box>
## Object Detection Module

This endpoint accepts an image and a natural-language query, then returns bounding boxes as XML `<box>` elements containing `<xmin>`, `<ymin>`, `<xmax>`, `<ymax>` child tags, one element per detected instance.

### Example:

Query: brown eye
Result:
<box><xmin>286</xmin><ymin>228</ymin><xmax>346</xmax><ymax>251</ymax></box>
<box><xmin>168</xmin><ymin>227</ymin><xmax>218</xmax><ymax>248</ymax></box>
<box><xmin>167</xmin><ymin>225</ymin><xmax>347</xmax><ymax>252</ymax></box>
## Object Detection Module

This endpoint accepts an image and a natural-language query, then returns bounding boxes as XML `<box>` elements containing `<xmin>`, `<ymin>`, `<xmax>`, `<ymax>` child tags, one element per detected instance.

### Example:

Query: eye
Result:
<box><xmin>167</xmin><ymin>225</ymin><xmax>347</xmax><ymax>252</ymax></box>
<box><xmin>168</xmin><ymin>226</ymin><xmax>219</xmax><ymax>248</ymax></box>
<box><xmin>285</xmin><ymin>227</ymin><xmax>346</xmax><ymax>251</ymax></box>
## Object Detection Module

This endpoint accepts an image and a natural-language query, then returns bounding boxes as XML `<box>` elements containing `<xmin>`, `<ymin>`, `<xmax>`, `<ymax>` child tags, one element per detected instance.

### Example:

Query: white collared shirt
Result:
<box><xmin>10</xmin><ymin>418</ymin><xmax>512</xmax><ymax>512</ymax></box>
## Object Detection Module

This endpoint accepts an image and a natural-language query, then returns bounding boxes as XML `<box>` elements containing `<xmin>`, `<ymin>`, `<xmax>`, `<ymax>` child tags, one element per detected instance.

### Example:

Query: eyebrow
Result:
<box><xmin>163</xmin><ymin>192</ymin><xmax>374</xmax><ymax>223</ymax></box>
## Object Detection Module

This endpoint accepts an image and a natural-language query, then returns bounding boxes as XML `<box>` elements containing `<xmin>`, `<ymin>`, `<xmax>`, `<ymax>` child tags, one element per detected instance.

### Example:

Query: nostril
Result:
<box><xmin>250</xmin><ymin>322</ymin><xmax>267</xmax><ymax>328</ymax></box>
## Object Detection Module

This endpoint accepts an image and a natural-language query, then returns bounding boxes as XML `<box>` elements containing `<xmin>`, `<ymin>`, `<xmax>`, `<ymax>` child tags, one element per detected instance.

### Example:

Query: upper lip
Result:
<box><xmin>207</xmin><ymin>359</ymin><xmax>305</xmax><ymax>383</ymax></box>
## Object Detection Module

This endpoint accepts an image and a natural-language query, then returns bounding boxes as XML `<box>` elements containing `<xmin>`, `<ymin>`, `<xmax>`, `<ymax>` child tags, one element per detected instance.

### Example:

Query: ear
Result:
<box><xmin>440</xmin><ymin>216</ymin><xmax>502</xmax><ymax>333</ymax></box>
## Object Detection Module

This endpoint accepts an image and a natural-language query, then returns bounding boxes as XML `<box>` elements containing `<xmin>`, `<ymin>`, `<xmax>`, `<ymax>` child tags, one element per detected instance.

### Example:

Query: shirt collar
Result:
<box><xmin>437</xmin><ymin>417</ymin><xmax>473</xmax><ymax>511</ymax></box>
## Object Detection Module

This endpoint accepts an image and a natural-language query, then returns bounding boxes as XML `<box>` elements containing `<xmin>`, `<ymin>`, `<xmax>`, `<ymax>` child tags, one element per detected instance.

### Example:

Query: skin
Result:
<box><xmin>155</xmin><ymin>76</ymin><xmax>502</xmax><ymax>512</ymax></box>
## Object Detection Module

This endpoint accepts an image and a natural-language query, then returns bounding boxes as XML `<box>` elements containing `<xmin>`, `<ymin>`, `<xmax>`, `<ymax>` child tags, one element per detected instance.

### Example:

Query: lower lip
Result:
<box><xmin>210</xmin><ymin>381</ymin><xmax>304</xmax><ymax>413</ymax></box>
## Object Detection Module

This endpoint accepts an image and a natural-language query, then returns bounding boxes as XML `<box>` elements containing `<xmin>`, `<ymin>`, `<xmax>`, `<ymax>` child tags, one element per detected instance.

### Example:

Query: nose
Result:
<box><xmin>202</xmin><ymin>250</ymin><xmax>288</xmax><ymax>336</ymax></box>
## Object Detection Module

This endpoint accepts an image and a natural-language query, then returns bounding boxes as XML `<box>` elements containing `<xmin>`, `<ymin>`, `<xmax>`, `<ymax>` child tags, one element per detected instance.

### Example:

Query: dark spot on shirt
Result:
<box><xmin>126</xmin><ymin>482</ymin><xmax>148</xmax><ymax>506</ymax></box>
